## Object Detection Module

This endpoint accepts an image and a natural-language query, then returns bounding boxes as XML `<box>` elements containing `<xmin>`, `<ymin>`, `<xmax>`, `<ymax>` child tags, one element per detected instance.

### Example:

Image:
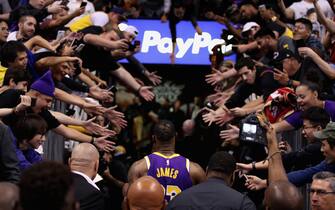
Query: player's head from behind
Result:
<box><xmin>152</xmin><ymin>120</ymin><xmax>176</xmax><ymax>147</ymax></box>
<box><xmin>206</xmin><ymin>151</ymin><xmax>236</xmax><ymax>186</ymax></box>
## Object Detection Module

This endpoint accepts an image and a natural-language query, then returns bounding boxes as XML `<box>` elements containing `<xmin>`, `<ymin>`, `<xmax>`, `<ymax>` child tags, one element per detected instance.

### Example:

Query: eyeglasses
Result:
<box><xmin>309</xmin><ymin>189</ymin><xmax>335</xmax><ymax>196</ymax></box>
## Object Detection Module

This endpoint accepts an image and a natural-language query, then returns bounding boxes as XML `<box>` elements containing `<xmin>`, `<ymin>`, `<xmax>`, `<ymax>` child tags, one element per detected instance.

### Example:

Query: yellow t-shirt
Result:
<box><xmin>69</xmin><ymin>15</ymin><xmax>93</xmax><ymax>32</ymax></box>
<box><xmin>0</xmin><ymin>65</ymin><xmax>7</xmax><ymax>86</ymax></box>
<box><xmin>284</xmin><ymin>27</ymin><xmax>293</xmax><ymax>39</ymax></box>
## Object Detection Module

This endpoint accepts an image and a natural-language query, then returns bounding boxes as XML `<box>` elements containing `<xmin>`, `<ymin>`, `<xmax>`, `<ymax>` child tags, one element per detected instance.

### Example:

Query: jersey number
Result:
<box><xmin>166</xmin><ymin>185</ymin><xmax>182</xmax><ymax>200</ymax></box>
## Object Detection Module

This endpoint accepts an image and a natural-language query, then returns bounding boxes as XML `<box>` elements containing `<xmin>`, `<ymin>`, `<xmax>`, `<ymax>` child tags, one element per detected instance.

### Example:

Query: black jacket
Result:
<box><xmin>167</xmin><ymin>178</ymin><xmax>256</xmax><ymax>210</ymax></box>
<box><xmin>283</xmin><ymin>141</ymin><xmax>324</xmax><ymax>172</ymax></box>
<box><xmin>0</xmin><ymin>123</ymin><xmax>20</xmax><ymax>183</ymax></box>
<box><xmin>72</xmin><ymin>173</ymin><xmax>105</xmax><ymax>210</ymax></box>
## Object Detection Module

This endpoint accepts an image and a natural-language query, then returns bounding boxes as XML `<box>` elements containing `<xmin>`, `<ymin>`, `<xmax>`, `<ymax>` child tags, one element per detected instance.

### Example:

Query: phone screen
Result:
<box><xmin>242</xmin><ymin>123</ymin><xmax>257</xmax><ymax>134</ymax></box>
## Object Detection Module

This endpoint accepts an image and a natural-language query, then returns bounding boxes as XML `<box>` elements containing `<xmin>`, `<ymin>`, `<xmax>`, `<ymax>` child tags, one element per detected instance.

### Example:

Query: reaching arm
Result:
<box><xmin>277</xmin><ymin>0</ymin><xmax>294</xmax><ymax>19</ymax></box>
<box><xmin>266</xmin><ymin>126</ymin><xmax>289</xmax><ymax>183</ymax></box>
<box><xmin>313</xmin><ymin>0</ymin><xmax>335</xmax><ymax>34</ymax></box>
<box><xmin>242</xmin><ymin>97</ymin><xmax>264</xmax><ymax>109</ymax></box>
<box><xmin>50</xmin><ymin>111</ymin><xmax>86</xmax><ymax>126</ymax></box>
<box><xmin>81</xmin><ymin>68</ymin><xmax>107</xmax><ymax>87</ymax></box>
<box><xmin>0</xmin><ymin>108</ymin><xmax>15</xmax><ymax>117</ymax></box>
<box><xmin>54</xmin><ymin>87</ymin><xmax>86</xmax><ymax>108</ymax></box>
<box><xmin>298</xmin><ymin>47</ymin><xmax>335</xmax><ymax>79</ymax></box>
<box><xmin>53</xmin><ymin>124</ymin><xmax>115</xmax><ymax>152</ymax></box>
<box><xmin>287</xmin><ymin>161</ymin><xmax>333</xmax><ymax>186</ymax></box>
<box><xmin>53</xmin><ymin>124</ymin><xmax>92</xmax><ymax>142</ymax></box>
<box><xmin>0</xmin><ymin>13</ymin><xmax>9</xmax><ymax>20</ymax></box>
<box><xmin>236</xmin><ymin>41</ymin><xmax>258</xmax><ymax>53</ymax></box>
<box><xmin>111</xmin><ymin>66</ymin><xmax>141</xmax><ymax>92</ymax></box>
<box><xmin>24</xmin><ymin>35</ymin><xmax>56</xmax><ymax>52</ymax></box>
<box><xmin>77</xmin><ymin>72</ymin><xmax>96</xmax><ymax>87</ymax></box>
<box><xmin>273</xmin><ymin>120</ymin><xmax>295</xmax><ymax>133</ymax></box>
<box><xmin>83</xmin><ymin>34</ymin><xmax>128</xmax><ymax>50</ymax></box>
<box><xmin>111</xmin><ymin>67</ymin><xmax>155</xmax><ymax>101</ymax></box>
<box><xmin>211</xmin><ymin>14</ymin><xmax>242</xmax><ymax>40</ymax></box>
<box><xmin>35</xmin><ymin>56</ymin><xmax>79</xmax><ymax>71</ymax></box>
<box><xmin>41</xmin><ymin>7</ymin><xmax>84</xmax><ymax>29</ymax></box>
<box><xmin>163</xmin><ymin>0</ymin><xmax>171</xmax><ymax>14</ymax></box>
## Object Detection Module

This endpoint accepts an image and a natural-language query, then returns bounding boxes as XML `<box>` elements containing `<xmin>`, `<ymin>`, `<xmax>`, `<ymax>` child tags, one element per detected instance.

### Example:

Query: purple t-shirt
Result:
<box><xmin>285</xmin><ymin>100</ymin><xmax>335</xmax><ymax>129</ymax></box>
<box><xmin>145</xmin><ymin>152</ymin><xmax>193</xmax><ymax>202</ymax></box>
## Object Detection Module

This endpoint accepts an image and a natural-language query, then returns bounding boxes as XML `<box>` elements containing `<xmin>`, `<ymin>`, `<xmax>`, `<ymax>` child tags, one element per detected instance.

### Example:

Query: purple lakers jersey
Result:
<box><xmin>145</xmin><ymin>152</ymin><xmax>193</xmax><ymax>201</ymax></box>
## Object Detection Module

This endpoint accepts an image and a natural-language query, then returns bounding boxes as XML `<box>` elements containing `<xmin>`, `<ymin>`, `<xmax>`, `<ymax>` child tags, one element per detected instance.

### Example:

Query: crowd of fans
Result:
<box><xmin>2</xmin><ymin>0</ymin><xmax>335</xmax><ymax>210</ymax></box>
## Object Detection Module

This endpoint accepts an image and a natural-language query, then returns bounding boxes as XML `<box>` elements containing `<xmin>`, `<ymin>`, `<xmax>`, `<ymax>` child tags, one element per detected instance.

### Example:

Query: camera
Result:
<box><xmin>128</xmin><ymin>40</ymin><xmax>140</xmax><ymax>51</ymax></box>
<box><xmin>239</xmin><ymin>113</ymin><xmax>267</xmax><ymax>145</ymax></box>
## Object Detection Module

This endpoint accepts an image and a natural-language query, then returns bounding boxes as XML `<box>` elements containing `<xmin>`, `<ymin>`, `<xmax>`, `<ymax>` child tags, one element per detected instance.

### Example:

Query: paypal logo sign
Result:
<box><xmin>121</xmin><ymin>19</ymin><xmax>236</xmax><ymax>65</ymax></box>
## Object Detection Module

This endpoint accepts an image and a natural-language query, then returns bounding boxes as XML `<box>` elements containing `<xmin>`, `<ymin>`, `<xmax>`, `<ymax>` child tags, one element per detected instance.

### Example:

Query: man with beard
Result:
<box><xmin>7</xmin><ymin>15</ymin><xmax>36</xmax><ymax>42</ymax></box>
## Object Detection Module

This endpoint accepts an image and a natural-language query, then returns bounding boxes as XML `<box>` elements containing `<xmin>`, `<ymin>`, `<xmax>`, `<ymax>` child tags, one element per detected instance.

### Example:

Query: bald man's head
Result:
<box><xmin>125</xmin><ymin>176</ymin><xmax>165</xmax><ymax>210</ymax></box>
<box><xmin>182</xmin><ymin>119</ymin><xmax>195</xmax><ymax>136</ymax></box>
<box><xmin>71</xmin><ymin>143</ymin><xmax>99</xmax><ymax>160</ymax></box>
<box><xmin>69</xmin><ymin>143</ymin><xmax>100</xmax><ymax>179</ymax></box>
<box><xmin>0</xmin><ymin>182</ymin><xmax>19</xmax><ymax>210</ymax></box>
<box><xmin>264</xmin><ymin>181</ymin><xmax>303</xmax><ymax>210</ymax></box>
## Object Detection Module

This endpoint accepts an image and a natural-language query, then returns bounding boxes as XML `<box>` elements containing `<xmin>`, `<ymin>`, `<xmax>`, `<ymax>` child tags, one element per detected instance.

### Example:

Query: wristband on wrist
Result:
<box><xmin>287</xmin><ymin>79</ymin><xmax>293</xmax><ymax>87</ymax></box>
<box><xmin>90</xmin><ymin>136</ymin><xmax>95</xmax><ymax>144</ymax></box>
<box><xmin>136</xmin><ymin>86</ymin><xmax>143</xmax><ymax>94</ymax></box>
<box><xmin>252</xmin><ymin>161</ymin><xmax>256</xmax><ymax>170</ymax></box>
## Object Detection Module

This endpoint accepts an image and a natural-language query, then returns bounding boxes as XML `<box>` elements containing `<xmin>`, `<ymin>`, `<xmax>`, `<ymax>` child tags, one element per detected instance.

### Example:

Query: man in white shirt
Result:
<box><xmin>278</xmin><ymin>0</ymin><xmax>334</xmax><ymax>20</ymax></box>
<box><xmin>7</xmin><ymin>15</ymin><xmax>36</xmax><ymax>41</ymax></box>
<box><xmin>69</xmin><ymin>143</ymin><xmax>105</xmax><ymax>210</ymax></box>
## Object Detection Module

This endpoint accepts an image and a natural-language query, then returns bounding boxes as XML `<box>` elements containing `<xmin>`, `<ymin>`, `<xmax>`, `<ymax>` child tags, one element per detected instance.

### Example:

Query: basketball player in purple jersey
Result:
<box><xmin>127</xmin><ymin>120</ymin><xmax>205</xmax><ymax>202</ymax></box>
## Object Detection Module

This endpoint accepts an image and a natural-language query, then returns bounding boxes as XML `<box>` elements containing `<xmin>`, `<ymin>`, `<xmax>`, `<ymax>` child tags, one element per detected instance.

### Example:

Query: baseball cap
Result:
<box><xmin>124</xmin><ymin>25</ymin><xmax>139</xmax><ymax>37</ymax></box>
<box><xmin>108</xmin><ymin>6</ymin><xmax>127</xmax><ymax>21</ymax></box>
<box><xmin>314</xmin><ymin>122</ymin><xmax>335</xmax><ymax>139</ymax></box>
<box><xmin>273</xmin><ymin>49</ymin><xmax>299</xmax><ymax>62</ymax></box>
<box><xmin>242</xmin><ymin>22</ymin><xmax>260</xmax><ymax>33</ymax></box>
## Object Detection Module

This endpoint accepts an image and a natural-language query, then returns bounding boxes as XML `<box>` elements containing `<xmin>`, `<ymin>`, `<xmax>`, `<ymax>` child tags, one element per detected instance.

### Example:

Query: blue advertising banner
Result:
<box><xmin>120</xmin><ymin>19</ymin><xmax>236</xmax><ymax>65</ymax></box>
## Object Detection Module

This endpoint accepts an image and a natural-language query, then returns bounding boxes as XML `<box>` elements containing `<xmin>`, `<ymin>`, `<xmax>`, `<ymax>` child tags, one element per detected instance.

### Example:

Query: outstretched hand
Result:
<box><xmin>138</xmin><ymin>86</ymin><xmax>155</xmax><ymax>101</ymax></box>
<box><xmin>83</xmin><ymin>117</ymin><xmax>116</xmax><ymax>136</ymax></box>
<box><xmin>245</xmin><ymin>175</ymin><xmax>267</xmax><ymax>191</ymax></box>
<box><xmin>205</xmin><ymin>68</ymin><xmax>225</xmax><ymax>86</ymax></box>
<box><xmin>145</xmin><ymin>71</ymin><xmax>162</xmax><ymax>86</ymax></box>
<box><xmin>93</xmin><ymin>136</ymin><xmax>116</xmax><ymax>152</ymax></box>
<box><xmin>103</xmin><ymin>106</ymin><xmax>127</xmax><ymax>129</ymax></box>
<box><xmin>220</xmin><ymin>124</ymin><xmax>240</xmax><ymax>141</ymax></box>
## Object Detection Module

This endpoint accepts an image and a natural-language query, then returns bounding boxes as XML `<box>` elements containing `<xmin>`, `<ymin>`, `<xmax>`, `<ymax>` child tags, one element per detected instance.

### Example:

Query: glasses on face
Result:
<box><xmin>309</xmin><ymin>189</ymin><xmax>335</xmax><ymax>196</ymax></box>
